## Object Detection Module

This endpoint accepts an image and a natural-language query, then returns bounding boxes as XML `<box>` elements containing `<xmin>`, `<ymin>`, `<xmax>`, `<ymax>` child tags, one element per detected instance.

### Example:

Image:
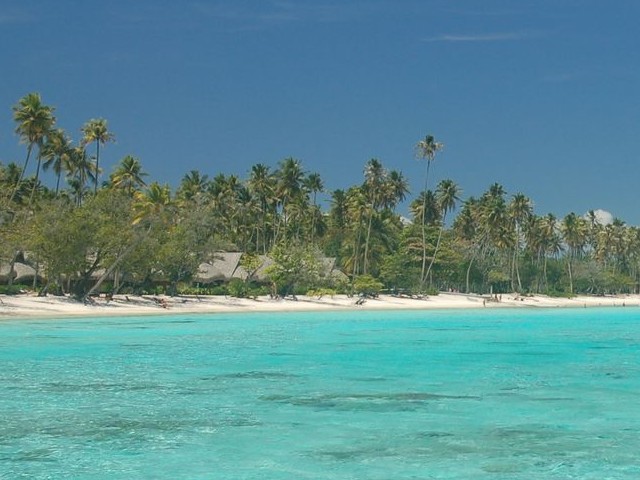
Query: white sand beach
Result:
<box><xmin>1</xmin><ymin>292</ymin><xmax>638</xmax><ymax>319</ymax></box>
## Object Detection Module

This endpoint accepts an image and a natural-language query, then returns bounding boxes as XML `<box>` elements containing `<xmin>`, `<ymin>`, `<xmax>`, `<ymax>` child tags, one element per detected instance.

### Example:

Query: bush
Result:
<box><xmin>248</xmin><ymin>285</ymin><xmax>269</xmax><ymax>298</ymax></box>
<box><xmin>227</xmin><ymin>279</ymin><xmax>248</xmax><ymax>298</ymax></box>
<box><xmin>307</xmin><ymin>288</ymin><xmax>337</xmax><ymax>299</ymax></box>
<box><xmin>353</xmin><ymin>275</ymin><xmax>384</xmax><ymax>297</ymax></box>
<box><xmin>422</xmin><ymin>286</ymin><xmax>440</xmax><ymax>296</ymax></box>
<box><xmin>0</xmin><ymin>284</ymin><xmax>29</xmax><ymax>295</ymax></box>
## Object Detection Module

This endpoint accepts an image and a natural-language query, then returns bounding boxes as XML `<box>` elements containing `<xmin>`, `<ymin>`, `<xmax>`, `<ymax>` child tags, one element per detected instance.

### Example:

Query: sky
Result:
<box><xmin>1</xmin><ymin>0</ymin><xmax>639</xmax><ymax>222</ymax></box>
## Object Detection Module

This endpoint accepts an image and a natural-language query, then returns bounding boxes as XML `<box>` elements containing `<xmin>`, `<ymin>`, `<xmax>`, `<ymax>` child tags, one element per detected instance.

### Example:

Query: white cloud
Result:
<box><xmin>423</xmin><ymin>32</ymin><xmax>528</xmax><ymax>43</ymax></box>
<box><xmin>584</xmin><ymin>209</ymin><xmax>614</xmax><ymax>226</ymax></box>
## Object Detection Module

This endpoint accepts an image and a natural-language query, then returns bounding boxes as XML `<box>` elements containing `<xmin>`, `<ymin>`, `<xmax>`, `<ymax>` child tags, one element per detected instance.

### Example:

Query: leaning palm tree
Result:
<box><xmin>81</xmin><ymin>118</ymin><xmax>115</xmax><ymax>194</ymax></box>
<box><xmin>86</xmin><ymin>183</ymin><xmax>172</xmax><ymax>300</ymax></box>
<box><xmin>415</xmin><ymin>134</ymin><xmax>444</xmax><ymax>285</ymax></box>
<box><xmin>11</xmin><ymin>92</ymin><xmax>56</xmax><ymax>204</ymax></box>
<box><xmin>425</xmin><ymin>179</ymin><xmax>461</xmax><ymax>285</ymax></box>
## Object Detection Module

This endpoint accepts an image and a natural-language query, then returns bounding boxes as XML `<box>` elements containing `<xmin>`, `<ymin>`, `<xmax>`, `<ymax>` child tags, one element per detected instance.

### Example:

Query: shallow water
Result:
<box><xmin>1</xmin><ymin>308</ymin><xmax>639</xmax><ymax>479</ymax></box>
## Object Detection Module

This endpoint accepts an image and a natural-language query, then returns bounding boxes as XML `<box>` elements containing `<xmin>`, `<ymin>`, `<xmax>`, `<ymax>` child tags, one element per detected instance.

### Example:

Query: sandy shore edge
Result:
<box><xmin>1</xmin><ymin>292</ymin><xmax>638</xmax><ymax>319</ymax></box>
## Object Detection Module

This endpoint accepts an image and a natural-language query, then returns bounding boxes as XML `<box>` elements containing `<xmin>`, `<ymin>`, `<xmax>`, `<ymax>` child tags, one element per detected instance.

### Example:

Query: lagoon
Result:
<box><xmin>1</xmin><ymin>309</ymin><xmax>639</xmax><ymax>479</ymax></box>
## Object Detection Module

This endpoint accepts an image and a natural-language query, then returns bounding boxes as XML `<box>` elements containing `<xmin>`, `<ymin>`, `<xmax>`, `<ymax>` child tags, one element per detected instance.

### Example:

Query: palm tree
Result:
<box><xmin>409</xmin><ymin>190</ymin><xmax>440</xmax><ymax>226</ymax></box>
<box><xmin>275</xmin><ymin>158</ymin><xmax>304</xmax><ymax>241</ymax></box>
<box><xmin>415</xmin><ymin>134</ymin><xmax>444</xmax><ymax>285</ymax></box>
<box><xmin>453</xmin><ymin>197</ymin><xmax>482</xmax><ymax>293</ymax></box>
<box><xmin>540</xmin><ymin>214</ymin><xmax>562</xmax><ymax>293</ymax></box>
<box><xmin>110</xmin><ymin>155</ymin><xmax>147</xmax><ymax>196</ymax></box>
<box><xmin>133</xmin><ymin>182</ymin><xmax>173</xmax><ymax>225</ymax></box>
<box><xmin>561</xmin><ymin>212</ymin><xmax>587</xmax><ymax>294</ymax></box>
<box><xmin>81</xmin><ymin>118</ymin><xmax>115</xmax><ymax>194</ymax></box>
<box><xmin>11</xmin><ymin>93</ymin><xmax>56</xmax><ymax>204</ymax></box>
<box><xmin>477</xmin><ymin>184</ymin><xmax>511</xmax><ymax>292</ymax></box>
<box><xmin>177</xmin><ymin>170</ymin><xmax>209</xmax><ymax>205</ymax></box>
<box><xmin>247</xmin><ymin>164</ymin><xmax>276</xmax><ymax>252</ymax></box>
<box><xmin>41</xmin><ymin>128</ymin><xmax>73</xmax><ymax>196</ymax></box>
<box><xmin>362</xmin><ymin>159</ymin><xmax>386</xmax><ymax>274</ymax></box>
<box><xmin>508</xmin><ymin>193</ymin><xmax>532</xmax><ymax>291</ymax></box>
<box><xmin>325</xmin><ymin>189</ymin><xmax>348</xmax><ymax>262</ymax></box>
<box><xmin>383</xmin><ymin>170</ymin><xmax>410</xmax><ymax>210</ymax></box>
<box><xmin>303</xmin><ymin>172</ymin><xmax>324</xmax><ymax>243</ymax></box>
<box><xmin>87</xmin><ymin>182</ymin><xmax>172</xmax><ymax>300</ymax></box>
<box><xmin>344</xmin><ymin>186</ymin><xmax>368</xmax><ymax>277</ymax></box>
<box><xmin>425</xmin><ymin>179</ymin><xmax>461</xmax><ymax>285</ymax></box>
<box><xmin>66</xmin><ymin>147</ymin><xmax>97</xmax><ymax>206</ymax></box>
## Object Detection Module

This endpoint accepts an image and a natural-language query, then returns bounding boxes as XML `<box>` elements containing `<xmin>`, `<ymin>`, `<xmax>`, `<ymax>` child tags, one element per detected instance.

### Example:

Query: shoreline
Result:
<box><xmin>1</xmin><ymin>292</ymin><xmax>638</xmax><ymax>320</ymax></box>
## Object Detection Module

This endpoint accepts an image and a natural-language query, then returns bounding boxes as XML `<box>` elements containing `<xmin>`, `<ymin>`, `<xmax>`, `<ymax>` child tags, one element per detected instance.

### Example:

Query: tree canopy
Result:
<box><xmin>2</xmin><ymin>93</ymin><xmax>640</xmax><ymax>298</ymax></box>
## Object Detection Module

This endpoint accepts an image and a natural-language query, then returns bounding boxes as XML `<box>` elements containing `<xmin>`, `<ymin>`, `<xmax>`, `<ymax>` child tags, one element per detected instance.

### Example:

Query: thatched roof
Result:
<box><xmin>252</xmin><ymin>255</ymin><xmax>274</xmax><ymax>283</ymax></box>
<box><xmin>195</xmin><ymin>252</ymin><xmax>243</xmax><ymax>283</ymax></box>
<box><xmin>194</xmin><ymin>252</ymin><xmax>347</xmax><ymax>285</ymax></box>
<box><xmin>0</xmin><ymin>262</ymin><xmax>41</xmax><ymax>284</ymax></box>
<box><xmin>318</xmin><ymin>257</ymin><xmax>349</xmax><ymax>282</ymax></box>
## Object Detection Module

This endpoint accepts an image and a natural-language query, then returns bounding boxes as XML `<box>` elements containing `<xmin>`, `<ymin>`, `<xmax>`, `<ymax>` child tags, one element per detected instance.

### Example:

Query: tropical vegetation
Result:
<box><xmin>2</xmin><ymin>93</ymin><xmax>639</xmax><ymax>299</ymax></box>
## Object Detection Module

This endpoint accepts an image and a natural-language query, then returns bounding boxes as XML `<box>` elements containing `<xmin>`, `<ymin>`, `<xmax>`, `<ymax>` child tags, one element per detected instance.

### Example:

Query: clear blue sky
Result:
<box><xmin>1</xmin><ymin>1</ymin><xmax>639</xmax><ymax>222</ymax></box>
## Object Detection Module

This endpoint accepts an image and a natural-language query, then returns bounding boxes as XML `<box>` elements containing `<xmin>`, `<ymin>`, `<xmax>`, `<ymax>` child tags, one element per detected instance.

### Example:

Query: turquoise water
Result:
<box><xmin>1</xmin><ymin>308</ymin><xmax>639</xmax><ymax>479</ymax></box>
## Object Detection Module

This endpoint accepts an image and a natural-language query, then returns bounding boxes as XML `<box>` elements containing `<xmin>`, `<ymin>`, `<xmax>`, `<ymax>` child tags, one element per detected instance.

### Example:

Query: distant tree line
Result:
<box><xmin>2</xmin><ymin>93</ymin><xmax>639</xmax><ymax>299</ymax></box>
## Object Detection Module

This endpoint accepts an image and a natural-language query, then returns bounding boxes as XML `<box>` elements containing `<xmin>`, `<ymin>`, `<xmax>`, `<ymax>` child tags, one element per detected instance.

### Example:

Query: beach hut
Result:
<box><xmin>319</xmin><ymin>257</ymin><xmax>349</xmax><ymax>283</ymax></box>
<box><xmin>195</xmin><ymin>252</ymin><xmax>244</xmax><ymax>284</ymax></box>
<box><xmin>194</xmin><ymin>252</ymin><xmax>347</xmax><ymax>287</ymax></box>
<box><xmin>0</xmin><ymin>262</ymin><xmax>42</xmax><ymax>285</ymax></box>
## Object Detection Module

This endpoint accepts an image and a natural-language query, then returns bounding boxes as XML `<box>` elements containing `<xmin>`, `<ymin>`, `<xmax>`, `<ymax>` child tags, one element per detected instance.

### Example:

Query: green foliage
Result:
<box><xmin>0</xmin><ymin>284</ymin><xmax>29</xmax><ymax>295</ymax></box>
<box><xmin>227</xmin><ymin>278</ymin><xmax>248</xmax><ymax>298</ymax></box>
<box><xmin>178</xmin><ymin>285</ymin><xmax>229</xmax><ymax>296</ymax></box>
<box><xmin>307</xmin><ymin>287</ymin><xmax>337</xmax><ymax>298</ymax></box>
<box><xmin>353</xmin><ymin>275</ymin><xmax>384</xmax><ymax>297</ymax></box>
<box><xmin>266</xmin><ymin>242</ymin><xmax>322</xmax><ymax>296</ymax></box>
<box><xmin>5</xmin><ymin>95</ymin><xmax>640</xmax><ymax>298</ymax></box>
<box><xmin>240</xmin><ymin>253</ymin><xmax>262</xmax><ymax>281</ymax></box>
<box><xmin>487</xmin><ymin>269</ymin><xmax>510</xmax><ymax>293</ymax></box>
<box><xmin>379</xmin><ymin>250</ymin><xmax>420</xmax><ymax>293</ymax></box>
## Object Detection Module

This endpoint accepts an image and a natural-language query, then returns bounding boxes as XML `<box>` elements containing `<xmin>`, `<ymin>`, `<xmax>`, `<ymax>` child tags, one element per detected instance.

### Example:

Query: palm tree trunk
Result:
<box><xmin>466</xmin><ymin>248</ymin><xmax>478</xmax><ymax>294</ymax></box>
<box><xmin>311</xmin><ymin>193</ymin><xmax>317</xmax><ymax>242</ymax></box>
<box><xmin>29</xmin><ymin>153</ymin><xmax>43</xmax><ymax>206</ymax></box>
<box><xmin>94</xmin><ymin>141</ymin><xmax>100</xmax><ymax>194</ymax></box>
<box><xmin>425</xmin><ymin>212</ymin><xmax>446</xmax><ymax>286</ymax></box>
<box><xmin>363</xmin><ymin>204</ymin><xmax>375</xmax><ymax>275</ymax></box>
<box><xmin>352</xmin><ymin>214</ymin><xmax>363</xmax><ymax>277</ymax></box>
<box><xmin>10</xmin><ymin>144</ymin><xmax>33</xmax><ymax>203</ymax></box>
<box><xmin>420</xmin><ymin>160</ymin><xmax>431</xmax><ymax>286</ymax></box>
<box><xmin>55</xmin><ymin>172</ymin><xmax>62</xmax><ymax>197</ymax></box>
<box><xmin>84</xmin><ymin>225</ymin><xmax>152</xmax><ymax>300</ymax></box>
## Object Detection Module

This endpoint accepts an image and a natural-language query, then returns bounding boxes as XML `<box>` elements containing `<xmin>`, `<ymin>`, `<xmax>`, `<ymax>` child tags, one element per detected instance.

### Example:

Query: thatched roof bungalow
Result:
<box><xmin>194</xmin><ymin>252</ymin><xmax>244</xmax><ymax>284</ymax></box>
<box><xmin>194</xmin><ymin>252</ymin><xmax>347</xmax><ymax>285</ymax></box>
<box><xmin>0</xmin><ymin>262</ymin><xmax>42</xmax><ymax>285</ymax></box>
